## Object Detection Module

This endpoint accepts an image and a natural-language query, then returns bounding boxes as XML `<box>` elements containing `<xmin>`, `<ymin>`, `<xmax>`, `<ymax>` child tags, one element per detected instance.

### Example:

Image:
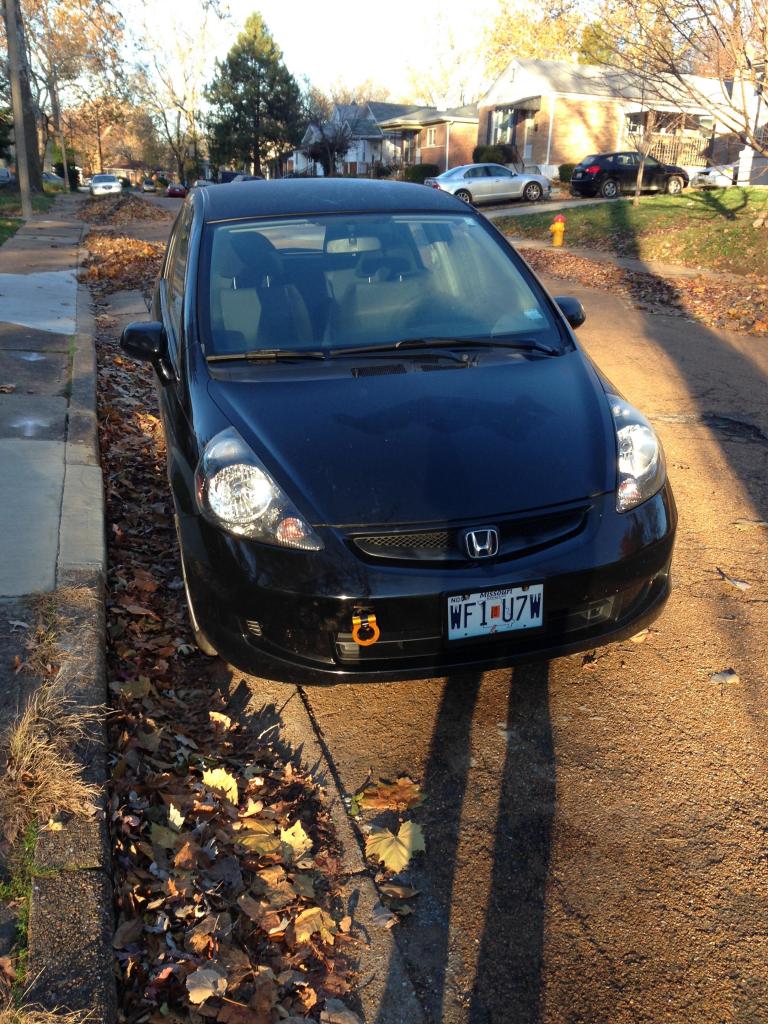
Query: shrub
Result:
<box><xmin>558</xmin><ymin>163</ymin><xmax>576</xmax><ymax>183</ymax></box>
<box><xmin>402</xmin><ymin>163</ymin><xmax>440</xmax><ymax>184</ymax></box>
<box><xmin>472</xmin><ymin>143</ymin><xmax>520</xmax><ymax>165</ymax></box>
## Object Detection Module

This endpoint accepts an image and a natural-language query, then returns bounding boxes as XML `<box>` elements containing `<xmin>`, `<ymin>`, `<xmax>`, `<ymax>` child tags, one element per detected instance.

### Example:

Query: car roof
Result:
<box><xmin>194</xmin><ymin>177</ymin><xmax>464</xmax><ymax>221</ymax></box>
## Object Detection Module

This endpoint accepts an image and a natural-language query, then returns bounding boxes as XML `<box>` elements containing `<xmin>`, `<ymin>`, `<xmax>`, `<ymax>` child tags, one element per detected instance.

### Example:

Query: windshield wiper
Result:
<box><xmin>207</xmin><ymin>349</ymin><xmax>327</xmax><ymax>363</ymax></box>
<box><xmin>329</xmin><ymin>337</ymin><xmax>560</xmax><ymax>358</ymax></box>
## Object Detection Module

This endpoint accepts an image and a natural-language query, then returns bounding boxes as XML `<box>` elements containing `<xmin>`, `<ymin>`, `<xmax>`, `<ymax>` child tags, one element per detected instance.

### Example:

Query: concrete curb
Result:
<box><xmin>23</xmin><ymin>197</ymin><xmax>116</xmax><ymax>1017</ymax></box>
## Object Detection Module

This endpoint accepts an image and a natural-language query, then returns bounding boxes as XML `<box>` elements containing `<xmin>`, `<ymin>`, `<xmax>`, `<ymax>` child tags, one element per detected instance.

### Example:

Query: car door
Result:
<box><xmin>487</xmin><ymin>165</ymin><xmax>519</xmax><ymax>200</ymax></box>
<box><xmin>158</xmin><ymin>202</ymin><xmax>197</xmax><ymax>510</ymax></box>
<box><xmin>463</xmin><ymin>165</ymin><xmax>493</xmax><ymax>202</ymax></box>
<box><xmin>612</xmin><ymin>153</ymin><xmax>638</xmax><ymax>192</ymax></box>
<box><xmin>640</xmin><ymin>155</ymin><xmax>665</xmax><ymax>190</ymax></box>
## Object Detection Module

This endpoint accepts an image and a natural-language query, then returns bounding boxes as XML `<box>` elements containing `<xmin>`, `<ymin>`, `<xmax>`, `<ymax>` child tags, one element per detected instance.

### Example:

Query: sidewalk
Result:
<box><xmin>0</xmin><ymin>192</ymin><xmax>103</xmax><ymax>598</ymax></box>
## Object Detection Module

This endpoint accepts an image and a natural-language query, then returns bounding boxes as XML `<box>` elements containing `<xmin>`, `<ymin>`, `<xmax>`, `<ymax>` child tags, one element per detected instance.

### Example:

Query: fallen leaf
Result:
<box><xmin>371</xmin><ymin>902</ymin><xmax>397</xmax><ymax>929</ymax></box>
<box><xmin>710</xmin><ymin>668</ymin><xmax>740</xmax><ymax>686</ymax></box>
<box><xmin>113</xmin><ymin>917</ymin><xmax>143</xmax><ymax>948</ymax></box>
<box><xmin>209</xmin><ymin>710</ymin><xmax>232</xmax><ymax>729</ymax></box>
<box><xmin>168</xmin><ymin>803</ymin><xmax>185</xmax><ymax>831</ymax></box>
<box><xmin>202</xmin><ymin>766</ymin><xmax>239</xmax><ymax>804</ymax></box>
<box><xmin>286</xmin><ymin>906</ymin><xmax>337</xmax><ymax>947</ymax></box>
<box><xmin>360</xmin><ymin>776</ymin><xmax>423</xmax><ymax>811</ymax></box>
<box><xmin>733</xmin><ymin>518</ymin><xmax>768</xmax><ymax>530</ymax></box>
<box><xmin>237</xmin><ymin>892</ymin><xmax>264</xmax><ymax>922</ymax></box>
<box><xmin>630</xmin><ymin>629</ymin><xmax>649</xmax><ymax>643</ymax></box>
<box><xmin>321</xmin><ymin>999</ymin><xmax>363</xmax><ymax>1024</ymax></box>
<box><xmin>186</xmin><ymin>965</ymin><xmax>227</xmax><ymax>1005</ymax></box>
<box><xmin>716</xmin><ymin>566</ymin><xmax>751</xmax><ymax>591</ymax></box>
<box><xmin>281</xmin><ymin>819</ymin><xmax>312</xmax><ymax>861</ymax></box>
<box><xmin>379</xmin><ymin>883</ymin><xmax>419</xmax><ymax>900</ymax></box>
<box><xmin>150</xmin><ymin>823</ymin><xmax>179</xmax><ymax>849</ymax></box>
<box><xmin>365</xmin><ymin>821</ymin><xmax>425</xmax><ymax>873</ymax></box>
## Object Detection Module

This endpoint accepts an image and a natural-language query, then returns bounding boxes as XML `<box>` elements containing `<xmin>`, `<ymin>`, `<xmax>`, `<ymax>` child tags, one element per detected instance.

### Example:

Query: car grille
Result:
<box><xmin>350</xmin><ymin>505</ymin><xmax>590</xmax><ymax>565</ymax></box>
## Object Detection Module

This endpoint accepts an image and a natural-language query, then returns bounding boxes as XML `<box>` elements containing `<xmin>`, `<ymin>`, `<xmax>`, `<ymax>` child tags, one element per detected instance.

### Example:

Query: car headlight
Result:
<box><xmin>608</xmin><ymin>395</ymin><xmax>666</xmax><ymax>513</ymax></box>
<box><xmin>195</xmin><ymin>427</ymin><xmax>323</xmax><ymax>551</ymax></box>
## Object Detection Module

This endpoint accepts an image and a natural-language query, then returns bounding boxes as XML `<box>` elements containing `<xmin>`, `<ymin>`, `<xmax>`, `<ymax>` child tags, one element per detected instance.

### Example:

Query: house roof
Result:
<box><xmin>378</xmin><ymin>103</ymin><xmax>479</xmax><ymax>129</ymax></box>
<box><xmin>486</xmin><ymin>58</ymin><xmax>723</xmax><ymax>113</ymax></box>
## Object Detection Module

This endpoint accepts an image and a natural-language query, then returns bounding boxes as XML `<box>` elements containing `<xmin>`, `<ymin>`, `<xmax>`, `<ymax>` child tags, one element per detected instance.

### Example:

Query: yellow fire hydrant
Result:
<box><xmin>549</xmin><ymin>214</ymin><xmax>566</xmax><ymax>247</ymax></box>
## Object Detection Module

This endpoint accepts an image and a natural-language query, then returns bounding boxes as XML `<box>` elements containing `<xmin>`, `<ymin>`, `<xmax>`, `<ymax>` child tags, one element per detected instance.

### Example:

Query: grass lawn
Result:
<box><xmin>0</xmin><ymin>191</ymin><xmax>57</xmax><ymax>247</ymax></box>
<box><xmin>495</xmin><ymin>187</ymin><xmax>768</xmax><ymax>277</ymax></box>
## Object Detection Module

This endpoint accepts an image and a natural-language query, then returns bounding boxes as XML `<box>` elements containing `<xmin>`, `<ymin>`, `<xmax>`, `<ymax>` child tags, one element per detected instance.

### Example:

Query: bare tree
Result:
<box><xmin>585</xmin><ymin>0</ymin><xmax>767</xmax><ymax>171</ymax></box>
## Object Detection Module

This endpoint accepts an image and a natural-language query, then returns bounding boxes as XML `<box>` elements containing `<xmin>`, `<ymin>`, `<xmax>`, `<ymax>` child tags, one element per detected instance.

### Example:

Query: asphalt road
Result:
<box><xmin>137</xmin><ymin>196</ymin><xmax>768</xmax><ymax>1022</ymax></box>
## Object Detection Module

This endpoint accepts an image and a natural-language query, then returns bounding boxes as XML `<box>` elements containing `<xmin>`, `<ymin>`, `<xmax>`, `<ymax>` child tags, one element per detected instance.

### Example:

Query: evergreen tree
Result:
<box><xmin>206</xmin><ymin>13</ymin><xmax>301</xmax><ymax>174</ymax></box>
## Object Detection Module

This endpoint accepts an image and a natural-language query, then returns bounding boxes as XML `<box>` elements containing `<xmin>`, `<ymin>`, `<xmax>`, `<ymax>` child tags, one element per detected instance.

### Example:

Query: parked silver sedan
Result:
<box><xmin>89</xmin><ymin>173</ymin><xmax>122</xmax><ymax>197</ymax></box>
<box><xmin>424</xmin><ymin>163</ymin><xmax>552</xmax><ymax>205</ymax></box>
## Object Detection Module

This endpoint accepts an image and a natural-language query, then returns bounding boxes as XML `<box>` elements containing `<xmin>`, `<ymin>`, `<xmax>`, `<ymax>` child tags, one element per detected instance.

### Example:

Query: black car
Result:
<box><xmin>120</xmin><ymin>179</ymin><xmax>676</xmax><ymax>684</ymax></box>
<box><xmin>571</xmin><ymin>152</ymin><xmax>689</xmax><ymax>198</ymax></box>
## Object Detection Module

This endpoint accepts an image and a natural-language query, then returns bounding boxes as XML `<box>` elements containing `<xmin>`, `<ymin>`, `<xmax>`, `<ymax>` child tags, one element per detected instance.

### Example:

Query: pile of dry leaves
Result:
<box><xmin>94</xmin><ymin>282</ymin><xmax>360</xmax><ymax>1021</ymax></box>
<box><xmin>78</xmin><ymin>194</ymin><xmax>172</xmax><ymax>226</ymax></box>
<box><xmin>520</xmin><ymin>247</ymin><xmax>768</xmax><ymax>335</ymax></box>
<box><xmin>80</xmin><ymin>232</ymin><xmax>165</xmax><ymax>299</ymax></box>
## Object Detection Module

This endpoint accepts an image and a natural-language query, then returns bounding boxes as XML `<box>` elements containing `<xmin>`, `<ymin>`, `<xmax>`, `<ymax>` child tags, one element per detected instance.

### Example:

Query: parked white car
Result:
<box><xmin>424</xmin><ymin>163</ymin><xmax>552</xmax><ymax>205</ymax></box>
<box><xmin>689</xmin><ymin>165</ymin><xmax>735</xmax><ymax>188</ymax></box>
<box><xmin>89</xmin><ymin>173</ymin><xmax>122</xmax><ymax>197</ymax></box>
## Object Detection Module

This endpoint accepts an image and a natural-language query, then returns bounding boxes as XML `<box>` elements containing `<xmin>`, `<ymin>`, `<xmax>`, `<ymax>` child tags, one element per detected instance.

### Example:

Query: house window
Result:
<box><xmin>426</xmin><ymin>127</ymin><xmax>437</xmax><ymax>147</ymax></box>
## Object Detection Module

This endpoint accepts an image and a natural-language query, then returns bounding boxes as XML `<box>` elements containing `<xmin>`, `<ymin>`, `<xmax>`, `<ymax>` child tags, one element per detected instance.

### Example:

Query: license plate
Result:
<box><xmin>447</xmin><ymin>584</ymin><xmax>544</xmax><ymax>640</ymax></box>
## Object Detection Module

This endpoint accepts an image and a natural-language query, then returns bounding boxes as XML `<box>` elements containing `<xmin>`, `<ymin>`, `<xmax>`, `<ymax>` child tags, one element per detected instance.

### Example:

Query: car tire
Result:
<box><xmin>523</xmin><ymin>181</ymin><xmax>543</xmax><ymax>202</ymax></box>
<box><xmin>666</xmin><ymin>175</ymin><xmax>684</xmax><ymax>195</ymax></box>
<box><xmin>175</xmin><ymin>517</ymin><xmax>218</xmax><ymax>657</ymax></box>
<box><xmin>600</xmin><ymin>179</ymin><xmax>620</xmax><ymax>199</ymax></box>
<box><xmin>454</xmin><ymin>189</ymin><xmax>472</xmax><ymax>204</ymax></box>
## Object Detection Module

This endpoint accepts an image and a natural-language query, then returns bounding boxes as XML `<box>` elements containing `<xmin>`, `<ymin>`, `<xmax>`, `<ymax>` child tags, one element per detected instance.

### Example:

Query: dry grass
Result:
<box><xmin>0</xmin><ymin>1004</ymin><xmax>95</xmax><ymax>1023</ymax></box>
<box><xmin>0</xmin><ymin>686</ymin><xmax>100</xmax><ymax>844</ymax></box>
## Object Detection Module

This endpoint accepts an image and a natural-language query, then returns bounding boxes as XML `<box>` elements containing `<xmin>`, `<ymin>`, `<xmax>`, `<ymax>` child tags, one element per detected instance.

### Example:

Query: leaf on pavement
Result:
<box><xmin>360</xmin><ymin>776</ymin><xmax>423</xmax><ymax>811</ymax></box>
<box><xmin>320</xmin><ymin>999</ymin><xmax>363</xmax><ymax>1024</ymax></box>
<box><xmin>286</xmin><ymin>906</ymin><xmax>337</xmax><ymax>948</ymax></box>
<box><xmin>716</xmin><ymin>566</ymin><xmax>751</xmax><ymax>591</ymax></box>
<box><xmin>710</xmin><ymin>668</ymin><xmax>740</xmax><ymax>686</ymax></box>
<box><xmin>203</xmin><ymin>766</ymin><xmax>239</xmax><ymax>803</ymax></box>
<box><xmin>371</xmin><ymin>902</ymin><xmax>397</xmax><ymax>929</ymax></box>
<box><xmin>186</xmin><ymin>965</ymin><xmax>228</xmax><ymax>1005</ymax></box>
<box><xmin>365</xmin><ymin>821</ymin><xmax>425</xmax><ymax>872</ymax></box>
<box><xmin>168</xmin><ymin>802</ymin><xmax>184</xmax><ymax>831</ymax></box>
<box><xmin>733</xmin><ymin>518</ymin><xmax>768</xmax><ymax>530</ymax></box>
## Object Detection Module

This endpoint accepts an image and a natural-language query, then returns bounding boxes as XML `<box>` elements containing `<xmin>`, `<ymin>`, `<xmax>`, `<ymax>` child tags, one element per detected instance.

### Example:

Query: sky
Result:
<box><xmin>177</xmin><ymin>0</ymin><xmax>503</xmax><ymax>103</ymax></box>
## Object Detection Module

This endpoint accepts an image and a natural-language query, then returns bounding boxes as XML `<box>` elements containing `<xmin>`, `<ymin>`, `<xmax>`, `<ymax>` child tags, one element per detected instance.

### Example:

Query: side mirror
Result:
<box><xmin>120</xmin><ymin>321</ymin><xmax>167</xmax><ymax>363</ymax></box>
<box><xmin>554</xmin><ymin>296</ymin><xmax>586</xmax><ymax>330</ymax></box>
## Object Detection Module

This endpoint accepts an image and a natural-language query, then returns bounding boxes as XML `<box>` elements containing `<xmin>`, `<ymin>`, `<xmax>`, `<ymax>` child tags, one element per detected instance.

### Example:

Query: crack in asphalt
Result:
<box><xmin>652</xmin><ymin>412</ymin><xmax>768</xmax><ymax>443</ymax></box>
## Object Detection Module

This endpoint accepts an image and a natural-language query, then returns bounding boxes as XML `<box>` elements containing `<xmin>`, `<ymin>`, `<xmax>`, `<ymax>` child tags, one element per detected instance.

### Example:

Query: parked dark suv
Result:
<box><xmin>571</xmin><ymin>152</ymin><xmax>689</xmax><ymax>198</ymax></box>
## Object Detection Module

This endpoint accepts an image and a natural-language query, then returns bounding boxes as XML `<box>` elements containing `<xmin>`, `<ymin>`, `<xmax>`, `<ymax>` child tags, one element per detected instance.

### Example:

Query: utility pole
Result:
<box><xmin>3</xmin><ymin>0</ymin><xmax>33</xmax><ymax>217</ymax></box>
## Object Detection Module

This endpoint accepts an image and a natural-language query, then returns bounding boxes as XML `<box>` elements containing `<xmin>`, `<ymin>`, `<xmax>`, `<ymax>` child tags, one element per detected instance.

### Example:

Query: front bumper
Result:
<box><xmin>180</xmin><ymin>486</ymin><xmax>676</xmax><ymax>684</ymax></box>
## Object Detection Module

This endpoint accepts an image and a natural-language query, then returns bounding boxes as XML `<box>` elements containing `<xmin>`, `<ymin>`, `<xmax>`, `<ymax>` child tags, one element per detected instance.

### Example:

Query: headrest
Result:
<box><xmin>356</xmin><ymin>256</ymin><xmax>411</xmax><ymax>280</ymax></box>
<box><xmin>220</xmin><ymin>229</ymin><xmax>283</xmax><ymax>284</ymax></box>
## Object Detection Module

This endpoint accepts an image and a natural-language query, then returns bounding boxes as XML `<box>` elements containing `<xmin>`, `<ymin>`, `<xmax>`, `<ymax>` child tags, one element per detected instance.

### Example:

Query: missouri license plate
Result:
<box><xmin>447</xmin><ymin>584</ymin><xmax>544</xmax><ymax>640</ymax></box>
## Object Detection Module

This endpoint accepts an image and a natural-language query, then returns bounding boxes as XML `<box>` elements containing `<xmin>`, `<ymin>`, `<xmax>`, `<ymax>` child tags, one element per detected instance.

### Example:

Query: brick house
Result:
<box><xmin>478</xmin><ymin>58</ymin><xmax>722</xmax><ymax>178</ymax></box>
<box><xmin>294</xmin><ymin>102</ymin><xmax>478</xmax><ymax>176</ymax></box>
<box><xmin>376</xmin><ymin>105</ymin><xmax>479</xmax><ymax>173</ymax></box>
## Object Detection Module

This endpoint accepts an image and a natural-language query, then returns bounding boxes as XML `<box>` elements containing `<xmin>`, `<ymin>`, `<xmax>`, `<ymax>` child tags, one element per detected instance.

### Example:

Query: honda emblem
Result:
<box><xmin>464</xmin><ymin>528</ymin><xmax>499</xmax><ymax>559</ymax></box>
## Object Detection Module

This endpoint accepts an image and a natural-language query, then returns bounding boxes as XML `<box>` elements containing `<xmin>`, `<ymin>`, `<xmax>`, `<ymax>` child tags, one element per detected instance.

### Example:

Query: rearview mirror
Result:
<box><xmin>554</xmin><ymin>296</ymin><xmax>586</xmax><ymax>330</ymax></box>
<box><xmin>121</xmin><ymin>321</ymin><xmax>167</xmax><ymax>363</ymax></box>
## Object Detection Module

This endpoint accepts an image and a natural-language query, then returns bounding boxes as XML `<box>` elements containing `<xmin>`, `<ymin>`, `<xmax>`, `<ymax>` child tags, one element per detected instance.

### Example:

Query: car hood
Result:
<box><xmin>207</xmin><ymin>352</ymin><xmax>614</xmax><ymax>528</ymax></box>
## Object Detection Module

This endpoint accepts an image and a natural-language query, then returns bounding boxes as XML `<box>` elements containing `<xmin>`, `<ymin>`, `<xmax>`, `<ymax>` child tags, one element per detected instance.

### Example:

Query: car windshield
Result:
<box><xmin>92</xmin><ymin>174</ymin><xmax>117</xmax><ymax>183</ymax></box>
<box><xmin>199</xmin><ymin>213</ymin><xmax>565</xmax><ymax>356</ymax></box>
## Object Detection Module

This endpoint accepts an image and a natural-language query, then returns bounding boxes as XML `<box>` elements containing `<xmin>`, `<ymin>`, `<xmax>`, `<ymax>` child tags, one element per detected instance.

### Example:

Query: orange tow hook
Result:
<box><xmin>352</xmin><ymin>611</ymin><xmax>380</xmax><ymax>647</ymax></box>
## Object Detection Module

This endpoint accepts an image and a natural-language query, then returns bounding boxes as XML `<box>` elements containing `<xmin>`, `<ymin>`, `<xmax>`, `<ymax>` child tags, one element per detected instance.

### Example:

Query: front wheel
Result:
<box><xmin>666</xmin><ymin>175</ymin><xmax>684</xmax><ymax>195</ymax></box>
<box><xmin>454</xmin><ymin>188</ymin><xmax>472</xmax><ymax>204</ymax></box>
<box><xmin>600</xmin><ymin>178</ymin><xmax>619</xmax><ymax>199</ymax></box>
<box><xmin>523</xmin><ymin>181</ymin><xmax>543</xmax><ymax>202</ymax></box>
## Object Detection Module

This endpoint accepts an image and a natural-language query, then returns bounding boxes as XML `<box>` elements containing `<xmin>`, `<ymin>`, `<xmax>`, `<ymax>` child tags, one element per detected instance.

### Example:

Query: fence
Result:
<box><xmin>628</xmin><ymin>129</ymin><xmax>711</xmax><ymax>166</ymax></box>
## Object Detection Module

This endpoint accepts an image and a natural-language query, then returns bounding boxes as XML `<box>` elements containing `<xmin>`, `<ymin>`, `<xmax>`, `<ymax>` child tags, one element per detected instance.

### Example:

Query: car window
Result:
<box><xmin>92</xmin><ymin>174</ymin><xmax>116</xmax><ymax>183</ymax></box>
<box><xmin>199</xmin><ymin>213</ymin><xmax>564</xmax><ymax>355</ymax></box>
<box><xmin>166</xmin><ymin>203</ymin><xmax>193</xmax><ymax>345</ymax></box>
<box><xmin>644</xmin><ymin>156</ymin><xmax>660</xmax><ymax>167</ymax></box>
<box><xmin>490</xmin><ymin>166</ymin><xmax>514</xmax><ymax>177</ymax></box>
<box><xmin>616</xmin><ymin>153</ymin><xmax>638</xmax><ymax>167</ymax></box>
<box><xmin>465</xmin><ymin>167</ymin><xmax>491</xmax><ymax>179</ymax></box>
